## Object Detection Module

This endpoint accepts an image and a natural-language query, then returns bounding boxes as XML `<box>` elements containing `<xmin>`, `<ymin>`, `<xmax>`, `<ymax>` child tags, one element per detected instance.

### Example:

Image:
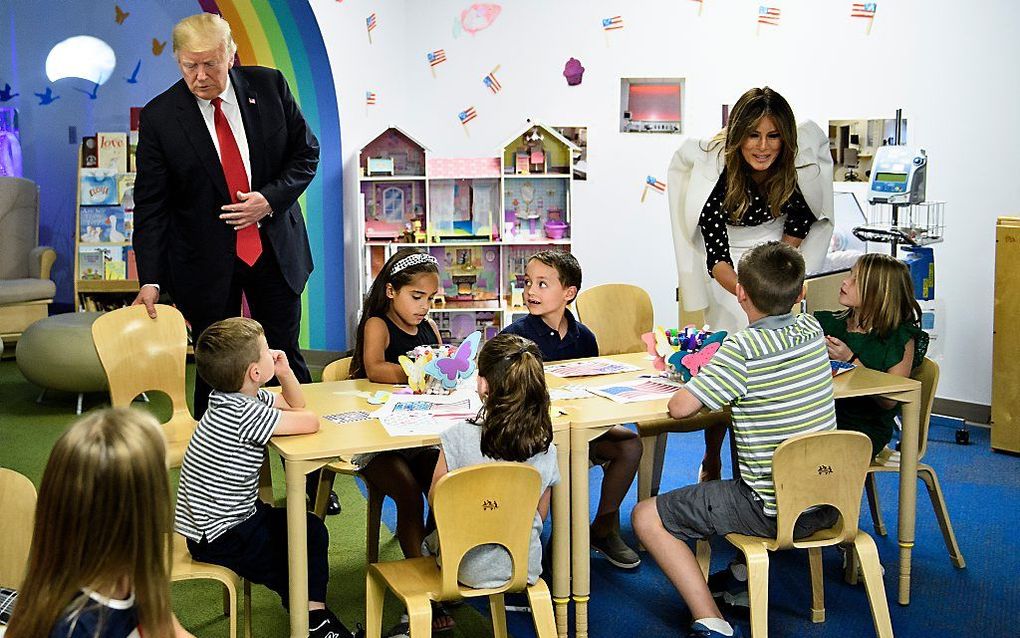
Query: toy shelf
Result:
<box><xmin>361</xmin><ymin>175</ymin><xmax>427</xmax><ymax>182</ymax></box>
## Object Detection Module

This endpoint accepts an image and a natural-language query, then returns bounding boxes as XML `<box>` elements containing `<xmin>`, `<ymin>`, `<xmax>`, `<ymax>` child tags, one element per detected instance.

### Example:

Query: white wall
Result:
<box><xmin>313</xmin><ymin>0</ymin><xmax>1020</xmax><ymax>408</ymax></box>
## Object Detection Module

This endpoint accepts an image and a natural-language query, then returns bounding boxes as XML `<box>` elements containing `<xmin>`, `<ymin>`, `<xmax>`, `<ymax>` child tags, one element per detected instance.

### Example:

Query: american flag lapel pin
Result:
<box><xmin>248</xmin><ymin>97</ymin><xmax>256</xmax><ymax>104</ymax></box>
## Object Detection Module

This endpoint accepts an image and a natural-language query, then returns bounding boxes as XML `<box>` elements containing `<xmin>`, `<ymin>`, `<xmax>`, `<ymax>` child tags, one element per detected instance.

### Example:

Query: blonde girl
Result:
<box><xmin>815</xmin><ymin>253</ymin><xmax>929</xmax><ymax>456</ymax></box>
<box><xmin>7</xmin><ymin>408</ymin><xmax>193</xmax><ymax>638</ymax></box>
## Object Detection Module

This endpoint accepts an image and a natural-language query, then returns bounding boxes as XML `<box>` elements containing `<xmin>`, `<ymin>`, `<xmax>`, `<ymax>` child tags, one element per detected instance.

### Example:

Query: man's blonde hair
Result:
<box><xmin>172</xmin><ymin>12</ymin><xmax>237</xmax><ymax>58</ymax></box>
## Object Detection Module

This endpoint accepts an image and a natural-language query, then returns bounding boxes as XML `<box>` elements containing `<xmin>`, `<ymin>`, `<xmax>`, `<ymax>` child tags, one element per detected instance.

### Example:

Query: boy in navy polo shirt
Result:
<box><xmin>501</xmin><ymin>250</ymin><xmax>643</xmax><ymax>569</ymax></box>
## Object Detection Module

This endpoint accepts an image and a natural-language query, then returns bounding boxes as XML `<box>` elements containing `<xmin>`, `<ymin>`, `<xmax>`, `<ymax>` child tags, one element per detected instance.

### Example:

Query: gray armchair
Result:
<box><xmin>0</xmin><ymin>177</ymin><xmax>57</xmax><ymax>343</ymax></box>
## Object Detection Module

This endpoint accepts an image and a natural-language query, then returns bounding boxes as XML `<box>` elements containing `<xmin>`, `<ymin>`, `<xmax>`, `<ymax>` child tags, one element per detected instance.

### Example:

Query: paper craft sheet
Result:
<box><xmin>323</xmin><ymin>410</ymin><xmax>371</xmax><ymax>424</ymax></box>
<box><xmin>587</xmin><ymin>378</ymin><xmax>682</xmax><ymax>404</ymax></box>
<box><xmin>830</xmin><ymin>360</ymin><xmax>857</xmax><ymax>376</ymax></box>
<box><xmin>549</xmin><ymin>385</ymin><xmax>595</xmax><ymax>401</ymax></box>
<box><xmin>371</xmin><ymin>391</ymin><xmax>483</xmax><ymax>437</ymax></box>
<box><xmin>544</xmin><ymin>358</ymin><xmax>643</xmax><ymax>378</ymax></box>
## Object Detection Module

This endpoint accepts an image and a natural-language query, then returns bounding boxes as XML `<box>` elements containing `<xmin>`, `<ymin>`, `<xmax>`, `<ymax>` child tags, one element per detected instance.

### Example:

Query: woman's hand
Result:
<box><xmin>825</xmin><ymin>336</ymin><xmax>854</xmax><ymax>362</ymax></box>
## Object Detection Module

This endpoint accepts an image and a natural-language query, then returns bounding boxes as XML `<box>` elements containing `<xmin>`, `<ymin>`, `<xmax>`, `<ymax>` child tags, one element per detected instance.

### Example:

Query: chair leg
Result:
<box><xmin>650</xmin><ymin>432</ymin><xmax>668</xmax><ymax>496</ymax></box>
<box><xmin>865</xmin><ymin>473</ymin><xmax>887</xmax><ymax>536</ymax></box>
<box><xmin>365</xmin><ymin>569</ymin><xmax>386</xmax><ymax>638</ymax></box>
<box><xmin>221</xmin><ymin>579</ymin><xmax>238</xmax><ymax>638</ymax></box>
<box><xmin>243</xmin><ymin>579</ymin><xmax>252</xmax><ymax>638</ymax></box>
<box><xmin>489</xmin><ymin>593</ymin><xmax>508</xmax><ymax>638</ymax></box>
<box><xmin>844</xmin><ymin>544</ymin><xmax>860</xmax><ymax>586</ymax></box>
<box><xmin>366</xmin><ymin>482</ymin><xmax>384</xmax><ymax>564</ymax></box>
<box><xmin>36</xmin><ymin>388</ymin><xmax>46</xmax><ymax>403</ymax></box>
<box><xmin>223</xmin><ymin>586</ymin><xmax>231</xmax><ymax>616</ymax></box>
<box><xmin>695</xmin><ymin>539</ymin><xmax>712</xmax><ymax>581</ymax></box>
<box><xmin>808</xmin><ymin>547</ymin><xmax>825</xmax><ymax>623</ymax></box>
<box><xmin>638</xmin><ymin>434</ymin><xmax>658</xmax><ymax>503</ymax></box>
<box><xmin>76</xmin><ymin>392</ymin><xmax>84</xmax><ymax>415</ymax></box>
<box><xmin>406</xmin><ymin>596</ymin><xmax>432</xmax><ymax>638</ymax></box>
<box><xmin>853</xmin><ymin>533</ymin><xmax>894</xmax><ymax>638</ymax></box>
<box><xmin>526</xmin><ymin>581</ymin><xmax>559</xmax><ymax>638</ymax></box>
<box><xmin>919</xmin><ymin>464</ymin><xmax>966</xmax><ymax>568</ymax></box>
<box><xmin>741</xmin><ymin>545</ymin><xmax>770</xmax><ymax>638</ymax></box>
<box><xmin>313</xmin><ymin>468</ymin><xmax>338</xmax><ymax>518</ymax></box>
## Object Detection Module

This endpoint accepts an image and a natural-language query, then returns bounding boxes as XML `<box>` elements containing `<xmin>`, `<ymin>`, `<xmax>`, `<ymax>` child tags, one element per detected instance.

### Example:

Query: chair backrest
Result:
<box><xmin>574</xmin><ymin>283</ymin><xmax>653</xmax><ymax>355</ymax></box>
<box><xmin>912</xmin><ymin>357</ymin><xmax>940</xmax><ymax>461</ymax></box>
<box><xmin>844</xmin><ymin>148</ymin><xmax>860</xmax><ymax>167</ymax></box>
<box><xmin>0</xmin><ymin>468</ymin><xmax>38</xmax><ymax>588</ymax></box>
<box><xmin>772</xmin><ymin>430</ymin><xmax>873</xmax><ymax>549</ymax></box>
<box><xmin>431</xmin><ymin>463</ymin><xmax>542</xmax><ymax>598</ymax></box>
<box><xmin>91</xmin><ymin>304</ymin><xmax>195</xmax><ymax>446</ymax></box>
<box><xmin>0</xmin><ymin>176</ymin><xmax>39</xmax><ymax>279</ymax></box>
<box><xmin>321</xmin><ymin>356</ymin><xmax>352</xmax><ymax>382</ymax></box>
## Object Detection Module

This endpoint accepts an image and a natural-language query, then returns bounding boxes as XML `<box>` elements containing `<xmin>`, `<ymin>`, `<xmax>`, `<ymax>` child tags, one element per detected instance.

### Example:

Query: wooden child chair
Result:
<box><xmin>697</xmin><ymin>430</ymin><xmax>893</xmax><ymax>638</ymax></box>
<box><xmin>92</xmin><ymin>304</ymin><xmax>256</xmax><ymax>638</ymax></box>
<box><xmin>0</xmin><ymin>468</ymin><xmax>37</xmax><ymax>591</ymax></box>
<box><xmin>859</xmin><ymin>357</ymin><xmax>965</xmax><ymax>571</ymax></box>
<box><xmin>574</xmin><ymin>283</ymin><xmax>730</xmax><ymax>500</ymax></box>
<box><xmin>316</xmin><ymin>356</ymin><xmax>385</xmax><ymax>563</ymax></box>
<box><xmin>365</xmin><ymin>463</ymin><xmax>557</xmax><ymax>638</ymax></box>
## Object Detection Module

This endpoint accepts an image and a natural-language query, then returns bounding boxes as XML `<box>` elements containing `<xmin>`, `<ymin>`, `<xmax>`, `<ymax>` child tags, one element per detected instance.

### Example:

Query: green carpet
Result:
<box><xmin>0</xmin><ymin>358</ymin><xmax>496</xmax><ymax>637</ymax></box>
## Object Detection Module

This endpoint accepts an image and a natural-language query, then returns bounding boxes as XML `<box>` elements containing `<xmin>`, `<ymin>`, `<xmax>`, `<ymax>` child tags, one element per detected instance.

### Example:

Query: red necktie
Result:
<box><xmin>212</xmin><ymin>97</ymin><xmax>262</xmax><ymax>266</ymax></box>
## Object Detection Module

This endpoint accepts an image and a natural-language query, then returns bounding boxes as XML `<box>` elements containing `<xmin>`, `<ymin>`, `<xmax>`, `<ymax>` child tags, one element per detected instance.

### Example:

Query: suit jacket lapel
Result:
<box><xmin>174</xmin><ymin>81</ymin><xmax>230</xmax><ymax>202</ymax></box>
<box><xmin>231</xmin><ymin>68</ymin><xmax>265</xmax><ymax>189</ymax></box>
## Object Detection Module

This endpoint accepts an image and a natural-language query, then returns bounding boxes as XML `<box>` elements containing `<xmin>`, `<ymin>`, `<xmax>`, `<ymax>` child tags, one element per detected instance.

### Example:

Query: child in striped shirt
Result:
<box><xmin>174</xmin><ymin>318</ymin><xmax>360</xmax><ymax>638</ymax></box>
<box><xmin>632</xmin><ymin>241</ymin><xmax>838</xmax><ymax>638</ymax></box>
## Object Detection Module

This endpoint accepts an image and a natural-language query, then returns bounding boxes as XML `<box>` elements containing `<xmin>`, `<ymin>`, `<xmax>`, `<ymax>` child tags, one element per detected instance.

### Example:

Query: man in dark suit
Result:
<box><xmin>133</xmin><ymin>13</ymin><xmax>343</xmax><ymax>520</ymax></box>
<box><xmin>133</xmin><ymin>12</ymin><xmax>316</xmax><ymax>418</ymax></box>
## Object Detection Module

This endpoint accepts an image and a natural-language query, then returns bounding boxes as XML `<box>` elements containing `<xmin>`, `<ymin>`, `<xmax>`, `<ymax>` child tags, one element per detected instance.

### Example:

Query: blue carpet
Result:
<box><xmin>372</xmin><ymin>420</ymin><xmax>1019</xmax><ymax>637</ymax></box>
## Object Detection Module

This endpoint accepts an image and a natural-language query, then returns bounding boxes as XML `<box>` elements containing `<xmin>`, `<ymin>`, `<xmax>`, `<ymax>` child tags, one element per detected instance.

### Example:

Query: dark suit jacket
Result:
<box><xmin>133</xmin><ymin>66</ymin><xmax>318</xmax><ymax>318</ymax></box>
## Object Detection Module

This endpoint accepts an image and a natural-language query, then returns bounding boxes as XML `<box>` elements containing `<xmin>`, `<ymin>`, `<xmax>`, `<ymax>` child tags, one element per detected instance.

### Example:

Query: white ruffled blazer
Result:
<box><xmin>667</xmin><ymin>120</ymin><xmax>834</xmax><ymax>322</ymax></box>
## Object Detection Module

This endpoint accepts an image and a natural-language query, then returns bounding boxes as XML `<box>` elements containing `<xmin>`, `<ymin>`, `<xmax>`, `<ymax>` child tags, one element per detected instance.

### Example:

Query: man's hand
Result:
<box><xmin>220</xmin><ymin>191</ymin><xmax>272</xmax><ymax>230</ymax></box>
<box><xmin>131</xmin><ymin>285</ymin><xmax>160</xmax><ymax>318</ymax></box>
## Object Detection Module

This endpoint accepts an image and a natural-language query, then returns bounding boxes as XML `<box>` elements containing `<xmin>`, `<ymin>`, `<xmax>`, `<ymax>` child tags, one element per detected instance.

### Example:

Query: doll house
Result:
<box><xmin>359</xmin><ymin>127</ymin><xmax>429</xmax><ymax>242</ymax></box>
<box><xmin>500</xmin><ymin>122</ymin><xmax>578</xmax><ymax>242</ymax></box>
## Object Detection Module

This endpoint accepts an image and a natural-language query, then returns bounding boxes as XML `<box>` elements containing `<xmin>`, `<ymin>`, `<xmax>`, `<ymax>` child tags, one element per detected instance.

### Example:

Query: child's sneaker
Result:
<box><xmin>309</xmin><ymin>608</ymin><xmax>361</xmax><ymax>638</ymax></box>
<box><xmin>590</xmin><ymin>529</ymin><xmax>641</xmax><ymax>569</ymax></box>
<box><xmin>688</xmin><ymin>620</ymin><xmax>745</xmax><ymax>637</ymax></box>
<box><xmin>707</xmin><ymin>563</ymin><xmax>749</xmax><ymax>617</ymax></box>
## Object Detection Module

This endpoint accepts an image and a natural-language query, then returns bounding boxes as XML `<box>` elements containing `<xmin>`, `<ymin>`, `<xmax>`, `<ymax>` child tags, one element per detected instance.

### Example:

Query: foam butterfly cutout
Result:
<box><xmin>641</xmin><ymin>332</ymin><xmax>666</xmax><ymax>371</ymax></box>
<box><xmin>399</xmin><ymin>350</ymin><xmax>435</xmax><ymax>394</ymax></box>
<box><xmin>669</xmin><ymin>331</ymin><xmax>727</xmax><ymax>382</ymax></box>
<box><xmin>425</xmin><ymin>331</ymin><xmax>481</xmax><ymax>389</ymax></box>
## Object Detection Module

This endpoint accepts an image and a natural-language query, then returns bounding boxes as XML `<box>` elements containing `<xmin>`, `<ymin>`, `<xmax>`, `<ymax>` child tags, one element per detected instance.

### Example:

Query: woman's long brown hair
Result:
<box><xmin>7</xmin><ymin>408</ymin><xmax>175</xmax><ymax>638</ymax></box>
<box><xmin>844</xmin><ymin>253</ymin><xmax>922</xmax><ymax>338</ymax></box>
<box><xmin>472</xmin><ymin>333</ymin><xmax>552</xmax><ymax>462</ymax></box>
<box><xmin>709</xmin><ymin>86</ymin><xmax>800</xmax><ymax>223</ymax></box>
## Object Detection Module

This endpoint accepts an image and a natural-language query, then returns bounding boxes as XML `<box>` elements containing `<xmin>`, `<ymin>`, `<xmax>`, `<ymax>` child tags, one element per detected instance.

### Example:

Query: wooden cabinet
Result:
<box><xmin>992</xmin><ymin>217</ymin><xmax>1020</xmax><ymax>452</ymax></box>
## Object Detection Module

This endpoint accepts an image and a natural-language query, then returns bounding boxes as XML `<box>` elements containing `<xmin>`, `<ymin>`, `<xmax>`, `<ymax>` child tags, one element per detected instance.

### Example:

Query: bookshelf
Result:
<box><xmin>357</xmin><ymin>123</ymin><xmax>579</xmax><ymax>345</ymax></box>
<box><xmin>74</xmin><ymin>134</ymin><xmax>138</xmax><ymax>311</ymax></box>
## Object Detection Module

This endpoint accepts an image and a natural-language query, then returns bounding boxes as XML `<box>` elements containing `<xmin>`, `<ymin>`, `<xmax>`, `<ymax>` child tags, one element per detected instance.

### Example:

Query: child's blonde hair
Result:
<box><xmin>845</xmin><ymin>253</ymin><xmax>922</xmax><ymax>338</ymax></box>
<box><xmin>472</xmin><ymin>333</ymin><xmax>552</xmax><ymax>461</ymax></box>
<box><xmin>7</xmin><ymin>408</ymin><xmax>174</xmax><ymax>638</ymax></box>
<box><xmin>195</xmin><ymin>317</ymin><xmax>264</xmax><ymax>392</ymax></box>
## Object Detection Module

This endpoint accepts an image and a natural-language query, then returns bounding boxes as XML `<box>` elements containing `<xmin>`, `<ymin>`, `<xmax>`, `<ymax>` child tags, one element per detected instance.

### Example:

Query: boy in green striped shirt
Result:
<box><xmin>632</xmin><ymin>241</ymin><xmax>838</xmax><ymax>638</ymax></box>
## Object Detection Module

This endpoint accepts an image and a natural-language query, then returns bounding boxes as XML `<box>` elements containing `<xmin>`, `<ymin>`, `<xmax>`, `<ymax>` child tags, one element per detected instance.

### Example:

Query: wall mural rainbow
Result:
<box><xmin>199</xmin><ymin>0</ymin><xmax>345</xmax><ymax>351</ymax></box>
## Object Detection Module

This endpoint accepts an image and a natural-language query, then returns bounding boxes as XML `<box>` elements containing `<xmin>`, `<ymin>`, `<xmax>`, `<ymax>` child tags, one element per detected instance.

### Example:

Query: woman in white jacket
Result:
<box><xmin>667</xmin><ymin>87</ymin><xmax>834</xmax><ymax>482</ymax></box>
<box><xmin>668</xmin><ymin>87</ymin><xmax>834</xmax><ymax>333</ymax></box>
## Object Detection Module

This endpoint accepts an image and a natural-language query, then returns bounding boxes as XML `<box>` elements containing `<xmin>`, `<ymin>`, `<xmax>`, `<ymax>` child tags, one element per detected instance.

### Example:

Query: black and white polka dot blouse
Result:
<box><xmin>698</xmin><ymin>169</ymin><xmax>816</xmax><ymax>275</ymax></box>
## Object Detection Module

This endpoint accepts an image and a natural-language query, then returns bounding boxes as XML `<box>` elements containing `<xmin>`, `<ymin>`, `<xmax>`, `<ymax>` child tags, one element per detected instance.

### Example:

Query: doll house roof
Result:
<box><xmin>499</xmin><ymin>121</ymin><xmax>580</xmax><ymax>154</ymax></box>
<box><xmin>360</xmin><ymin>125</ymin><xmax>431</xmax><ymax>155</ymax></box>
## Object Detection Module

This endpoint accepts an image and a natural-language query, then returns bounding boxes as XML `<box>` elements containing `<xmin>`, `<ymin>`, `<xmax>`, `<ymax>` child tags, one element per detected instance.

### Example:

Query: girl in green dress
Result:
<box><xmin>814</xmin><ymin>253</ymin><xmax>929</xmax><ymax>457</ymax></box>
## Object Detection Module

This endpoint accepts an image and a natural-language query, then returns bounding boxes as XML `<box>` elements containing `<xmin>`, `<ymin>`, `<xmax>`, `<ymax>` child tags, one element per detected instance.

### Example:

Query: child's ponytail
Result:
<box><xmin>474</xmin><ymin>333</ymin><xmax>552</xmax><ymax>462</ymax></box>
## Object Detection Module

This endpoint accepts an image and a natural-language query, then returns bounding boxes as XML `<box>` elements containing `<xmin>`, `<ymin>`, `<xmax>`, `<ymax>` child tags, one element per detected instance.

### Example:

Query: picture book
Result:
<box><xmin>79</xmin><ymin>169</ymin><xmax>118</xmax><ymax>205</ymax></box>
<box><xmin>105</xmin><ymin>259</ymin><xmax>126</xmax><ymax>280</ymax></box>
<box><xmin>79</xmin><ymin>206</ymin><xmax>126</xmax><ymax>243</ymax></box>
<box><xmin>78</xmin><ymin>249</ymin><xmax>105</xmax><ymax>280</ymax></box>
<box><xmin>117</xmin><ymin>173</ymin><xmax>135</xmax><ymax>207</ymax></box>
<box><xmin>81</xmin><ymin>136</ymin><xmax>98</xmax><ymax>168</ymax></box>
<box><xmin>97</xmin><ymin>132</ymin><xmax>128</xmax><ymax>172</ymax></box>
<box><xmin>126</xmin><ymin>248</ymin><xmax>137</xmax><ymax>280</ymax></box>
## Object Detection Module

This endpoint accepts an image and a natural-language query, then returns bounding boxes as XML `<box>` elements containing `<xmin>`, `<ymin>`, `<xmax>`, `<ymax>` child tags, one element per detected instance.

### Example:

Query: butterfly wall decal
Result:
<box><xmin>115</xmin><ymin>4</ymin><xmax>129</xmax><ymax>24</ymax></box>
<box><xmin>425</xmin><ymin>331</ymin><xmax>481</xmax><ymax>390</ymax></box>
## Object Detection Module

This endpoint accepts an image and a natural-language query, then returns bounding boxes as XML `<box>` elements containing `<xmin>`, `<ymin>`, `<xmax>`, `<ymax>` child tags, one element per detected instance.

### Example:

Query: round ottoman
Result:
<box><xmin>16</xmin><ymin>312</ymin><xmax>108</xmax><ymax>413</ymax></box>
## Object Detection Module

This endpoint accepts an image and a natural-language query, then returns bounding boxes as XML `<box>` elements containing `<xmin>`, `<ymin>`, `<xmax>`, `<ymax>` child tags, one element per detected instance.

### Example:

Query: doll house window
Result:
<box><xmin>381</xmin><ymin>187</ymin><xmax>405</xmax><ymax>221</ymax></box>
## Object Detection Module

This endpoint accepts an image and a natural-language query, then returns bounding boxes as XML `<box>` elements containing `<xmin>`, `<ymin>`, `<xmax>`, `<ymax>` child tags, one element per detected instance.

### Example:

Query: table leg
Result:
<box><xmin>571</xmin><ymin>426</ymin><xmax>608</xmax><ymax>638</ymax></box>
<box><xmin>285</xmin><ymin>459</ymin><xmax>317</xmax><ymax>638</ymax></box>
<box><xmin>551</xmin><ymin>429</ymin><xmax>571</xmax><ymax>638</ymax></box>
<box><xmin>896</xmin><ymin>386</ymin><xmax>921</xmax><ymax>605</ymax></box>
